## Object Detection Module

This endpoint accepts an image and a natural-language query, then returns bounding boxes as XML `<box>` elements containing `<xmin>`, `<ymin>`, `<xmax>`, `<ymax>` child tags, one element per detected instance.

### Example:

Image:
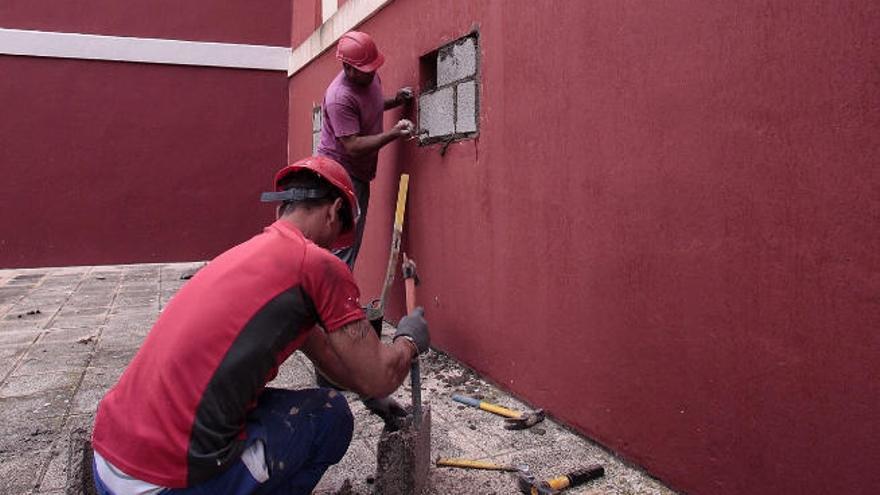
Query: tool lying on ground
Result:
<box><xmin>436</xmin><ymin>457</ymin><xmax>527</xmax><ymax>473</ymax></box>
<box><xmin>452</xmin><ymin>394</ymin><xmax>546</xmax><ymax>429</ymax></box>
<box><xmin>517</xmin><ymin>464</ymin><xmax>605</xmax><ymax>494</ymax></box>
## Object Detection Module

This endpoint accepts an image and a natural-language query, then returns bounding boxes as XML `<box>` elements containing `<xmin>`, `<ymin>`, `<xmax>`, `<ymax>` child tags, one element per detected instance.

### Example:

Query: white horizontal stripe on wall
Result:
<box><xmin>289</xmin><ymin>0</ymin><xmax>394</xmax><ymax>76</ymax></box>
<box><xmin>0</xmin><ymin>28</ymin><xmax>290</xmax><ymax>71</ymax></box>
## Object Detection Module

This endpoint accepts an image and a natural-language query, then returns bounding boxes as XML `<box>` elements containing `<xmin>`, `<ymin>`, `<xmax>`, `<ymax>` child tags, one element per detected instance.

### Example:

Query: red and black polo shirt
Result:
<box><xmin>92</xmin><ymin>220</ymin><xmax>363</xmax><ymax>487</ymax></box>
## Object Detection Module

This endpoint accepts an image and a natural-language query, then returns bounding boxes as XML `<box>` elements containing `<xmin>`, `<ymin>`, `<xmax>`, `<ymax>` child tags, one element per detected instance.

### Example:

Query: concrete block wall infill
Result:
<box><xmin>418</xmin><ymin>86</ymin><xmax>455</xmax><ymax>139</ymax></box>
<box><xmin>455</xmin><ymin>80</ymin><xmax>477</xmax><ymax>134</ymax></box>
<box><xmin>437</xmin><ymin>36</ymin><xmax>477</xmax><ymax>87</ymax></box>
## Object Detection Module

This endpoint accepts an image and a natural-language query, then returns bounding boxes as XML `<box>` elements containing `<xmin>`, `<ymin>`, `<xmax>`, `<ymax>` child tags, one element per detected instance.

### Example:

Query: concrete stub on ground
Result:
<box><xmin>374</xmin><ymin>406</ymin><xmax>432</xmax><ymax>495</ymax></box>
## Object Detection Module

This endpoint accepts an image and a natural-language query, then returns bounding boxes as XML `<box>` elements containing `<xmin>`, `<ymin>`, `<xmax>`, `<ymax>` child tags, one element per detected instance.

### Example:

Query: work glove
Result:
<box><xmin>393</xmin><ymin>307</ymin><xmax>429</xmax><ymax>354</ymax></box>
<box><xmin>396</xmin><ymin>86</ymin><xmax>414</xmax><ymax>102</ymax></box>
<box><xmin>363</xmin><ymin>396</ymin><xmax>408</xmax><ymax>431</ymax></box>
<box><xmin>401</xmin><ymin>253</ymin><xmax>419</xmax><ymax>284</ymax></box>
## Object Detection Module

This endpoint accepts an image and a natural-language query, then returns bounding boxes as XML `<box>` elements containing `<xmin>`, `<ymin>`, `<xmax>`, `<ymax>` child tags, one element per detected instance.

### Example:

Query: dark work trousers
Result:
<box><xmin>333</xmin><ymin>176</ymin><xmax>370</xmax><ymax>270</ymax></box>
<box><xmin>92</xmin><ymin>388</ymin><xmax>353</xmax><ymax>495</ymax></box>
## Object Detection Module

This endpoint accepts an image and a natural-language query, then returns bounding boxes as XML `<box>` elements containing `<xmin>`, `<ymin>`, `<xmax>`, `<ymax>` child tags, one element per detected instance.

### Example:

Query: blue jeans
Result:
<box><xmin>93</xmin><ymin>388</ymin><xmax>353</xmax><ymax>495</ymax></box>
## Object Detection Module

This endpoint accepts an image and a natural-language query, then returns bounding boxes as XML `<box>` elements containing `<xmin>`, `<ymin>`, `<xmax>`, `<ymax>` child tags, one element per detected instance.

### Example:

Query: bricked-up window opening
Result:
<box><xmin>417</xmin><ymin>33</ymin><xmax>479</xmax><ymax>145</ymax></box>
<box><xmin>311</xmin><ymin>105</ymin><xmax>322</xmax><ymax>154</ymax></box>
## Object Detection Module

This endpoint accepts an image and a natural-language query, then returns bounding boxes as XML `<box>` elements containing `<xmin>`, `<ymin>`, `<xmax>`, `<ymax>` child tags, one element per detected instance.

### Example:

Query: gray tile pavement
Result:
<box><xmin>0</xmin><ymin>263</ymin><xmax>676</xmax><ymax>494</ymax></box>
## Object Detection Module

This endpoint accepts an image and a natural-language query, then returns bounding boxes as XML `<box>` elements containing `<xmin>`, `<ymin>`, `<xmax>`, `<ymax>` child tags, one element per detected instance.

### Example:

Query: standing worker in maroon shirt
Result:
<box><xmin>317</xmin><ymin>30</ymin><xmax>415</xmax><ymax>270</ymax></box>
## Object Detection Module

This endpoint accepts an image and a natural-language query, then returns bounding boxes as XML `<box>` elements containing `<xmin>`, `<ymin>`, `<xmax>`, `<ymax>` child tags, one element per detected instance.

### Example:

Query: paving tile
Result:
<box><xmin>2</xmin><ymin>311</ymin><xmax>52</xmax><ymax>332</ymax></box>
<box><xmin>104</xmin><ymin>312</ymin><xmax>158</xmax><ymax>330</ymax></box>
<box><xmin>427</xmin><ymin>463</ymin><xmax>514</xmax><ymax>495</ymax></box>
<box><xmin>1</xmin><ymin>370</ymin><xmax>81</xmax><ymax>398</ymax></box>
<box><xmin>0</xmin><ymin>328</ymin><xmax>42</xmax><ymax>348</ymax></box>
<box><xmin>81</xmin><ymin>279</ymin><xmax>118</xmax><ymax>290</ymax></box>
<box><xmin>68</xmin><ymin>293</ymin><xmax>116</xmax><ymax>310</ymax></box>
<box><xmin>0</xmin><ymin>415</ymin><xmax>64</xmax><ymax>456</ymax></box>
<box><xmin>0</xmin><ymin>389</ymin><xmax>73</xmax><ymax>421</ymax></box>
<box><xmin>0</xmin><ymin>346</ymin><xmax>28</xmax><ymax>378</ymax></box>
<box><xmin>71</xmin><ymin>367</ymin><xmax>122</xmax><ymax>415</ymax></box>
<box><xmin>11</xmin><ymin>299</ymin><xmax>65</xmax><ymax>316</ymax></box>
<box><xmin>97</xmin><ymin>329</ymin><xmax>148</xmax><ymax>354</ymax></box>
<box><xmin>12</xmin><ymin>343</ymin><xmax>95</xmax><ymax>376</ymax></box>
<box><xmin>34</xmin><ymin>414</ymin><xmax>95</xmax><ymax>493</ymax></box>
<box><xmin>0</xmin><ymin>300</ymin><xmax>12</xmax><ymax>312</ymax></box>
<box><xmin>0</xmin><ymin>449</ymin><xmax>49</xmax><ymax>493</ymax></box>
<box><xmin>36</xmin><ymin>448</ymin><xmax>68</xmax><ymax>493</ymax></box>
<box><xmin>108</xmin><ymin>304</ymin><xmax>159</xmax><ymax>316</ymax></box>
<box><xmin>37</xmin><ymin>326</ymin><xmax>99</xmax><ymax>345</ymax></box>
<box><xmin>426</xmin><ymin>413</ymin><xmax>498</xmax><ymax>461</ymax></box>
<box><xmin>89</xmin><ymin>348</ymin><xmax>136</xmax><ymax>370</ymax></box>
<box><xmin>44</xmin><ymin>314</ymin><xmax>105</xmax><ymax>331</ymax></box>
<box><xmin>0</xmin><ymin>287</ymin><xmax>31</xmax><ymax>305</ymax></box>
<box><xmin>57</xmin><ymin>306</ymin><xmax>109</xmax><ymax>318</ymax></box>
<box><xmin>314</xmin><ymin>437</ymin><xmax>377</xmax><ymax>494</ymax></box>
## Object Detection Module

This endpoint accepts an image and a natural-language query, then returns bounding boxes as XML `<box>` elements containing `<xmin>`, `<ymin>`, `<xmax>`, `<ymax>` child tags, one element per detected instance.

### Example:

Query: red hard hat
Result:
<box><xmin>336</xmin><ymin>31</ymin><xmax>385</xmax><ymax>73</ymax></box>
<box><xmin>268</xmin><ymin>156</ymin><xmax>361</xmax><ymax>249</ymax></box>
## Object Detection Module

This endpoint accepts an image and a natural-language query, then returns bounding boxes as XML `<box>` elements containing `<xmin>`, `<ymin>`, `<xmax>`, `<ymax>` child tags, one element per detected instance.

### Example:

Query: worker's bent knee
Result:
<box><xmin>319</xmin><ymin>390</ymin><xmax>354</xmax><ymax>463</ymax></box>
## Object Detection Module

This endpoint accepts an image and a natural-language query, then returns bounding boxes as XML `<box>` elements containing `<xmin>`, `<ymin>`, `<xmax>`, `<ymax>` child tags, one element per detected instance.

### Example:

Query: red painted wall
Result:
<box><xmin>291</xmin><ymin>0</ymin><xmax>322</xmax><ymax>47</ymax></box>
<box><xmin>0</xmin><ymin>56</ymin><xmax>287</xmax><ymax>268</ymax></box>
<box><xmin>289</xmin><ymin>1</ymin><xmax>880</xmax><ymax>494</ymax></box>
<box><xmin>0</xmin><ymin>0</ymin><xmax>291</xmax><ymax>268</ymax></box>
<box><xmin>0</xmin><ymin>0</ymin><xmax>290</xmax><ymax>45</ymax></box>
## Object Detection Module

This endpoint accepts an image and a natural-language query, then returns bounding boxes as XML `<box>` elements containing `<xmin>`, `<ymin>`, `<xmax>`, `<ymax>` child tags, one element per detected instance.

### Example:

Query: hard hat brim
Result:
<box><xmin>350</xmin><ymin>51</ymin><xmax>384</xmax><ymax>74</ymax></box>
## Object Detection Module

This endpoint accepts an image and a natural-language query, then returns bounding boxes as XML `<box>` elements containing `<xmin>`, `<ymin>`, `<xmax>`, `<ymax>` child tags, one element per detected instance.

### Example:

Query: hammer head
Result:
<box><xmin>504</xmin><ymin>408</ymin><xmax>546</xmax><ymax>430</ymax></box>
<box><xmin>517</xmin><ymin>470</ymin><xmax>557</xmax><ymax>495</ymax></box>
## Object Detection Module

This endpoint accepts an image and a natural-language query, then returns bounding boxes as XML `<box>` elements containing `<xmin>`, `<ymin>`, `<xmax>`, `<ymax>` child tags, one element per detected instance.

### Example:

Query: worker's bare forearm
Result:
<box><xmin>301</xmin><ymin>329</ymin><xmax>358</xmax><ymax>390</ymax></box>
<box><xmin>339</xmin><ymin>131</ymin><xmax>398</xmax><ymax>157</ymax></box>
<box><xmin>306</xmin><ymin>320</ymin><xmax>416</xmax><ymax>398</ymax></box>
<box><xmin>368</xmin><ymin>339</ymin><xmax>417</xmax><ymax>397</ymax></box>
<box><xmin>384</xmin><ymin>96</ymin><xmax>404</xmax><ymax>110</ymax></box>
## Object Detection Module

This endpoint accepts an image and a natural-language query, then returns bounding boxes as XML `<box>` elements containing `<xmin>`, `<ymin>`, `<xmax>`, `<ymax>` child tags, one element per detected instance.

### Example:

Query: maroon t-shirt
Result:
<box><xmin>317</xmin><ymin>70</ymin><xmax>385</xmax><ymax>182</ymax></box>
<box><xmin>92</xmin><ymin>220</ymin><xmax>363</xmax><ymax>487</ymax></box>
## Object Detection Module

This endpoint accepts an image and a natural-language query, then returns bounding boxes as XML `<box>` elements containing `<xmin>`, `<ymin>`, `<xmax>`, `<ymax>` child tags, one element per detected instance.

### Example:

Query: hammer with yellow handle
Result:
<box><xmin>435</xmin><ymin>457</ymin><xmax>526</xmax><ymax>472</ymax></box>
<box><xmin>517</xmin><ymin>464</ymin><xmax>605</xmax><ymax>494</ymax></box>
<box><xmin>451</xmin><ymin>394</ymin><xmax>546</xmax><ymax>429</ymax></box>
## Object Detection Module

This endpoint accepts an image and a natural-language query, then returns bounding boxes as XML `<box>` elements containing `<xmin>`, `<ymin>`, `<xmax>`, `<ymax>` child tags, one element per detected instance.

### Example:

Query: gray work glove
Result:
<box><xmin>363</xmin><ymin>396</ymin><xmax>408</xmax><ymax>431</ymax></box>
<box><xmin>393</xmin><ymin>307</ymin><xmax>429</xmax><ymax>354</ymax></box>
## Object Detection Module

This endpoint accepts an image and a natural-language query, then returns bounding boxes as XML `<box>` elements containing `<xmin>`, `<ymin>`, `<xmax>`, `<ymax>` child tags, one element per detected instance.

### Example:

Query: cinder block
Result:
<box><xmin>455</xmin><ymin>80</ymin><xmax>477</xmax><ymax>134</ymax></box>
<box><xmin>418</xmin><ymin>87</ymin><xmax>455</xmax><ymax>139</ymax></box>
<box><xmin>437</xmin><ymin>36</ymin><xmax>477</xmax><ymax>86</ymax></box>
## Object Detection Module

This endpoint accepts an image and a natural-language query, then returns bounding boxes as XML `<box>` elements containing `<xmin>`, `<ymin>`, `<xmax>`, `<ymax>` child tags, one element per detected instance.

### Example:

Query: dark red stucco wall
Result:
<box><xmin>0</xmin><ymin>56</ymin><xmax>287</xmax><ymax>267</ymax></box>
<box><xmin>288</xmin><ymin>1</ymin><xmax>880</xmax><ymax>494</ymax></box>
<box><xmin>291</xmin><ymin>0</ymin><xmax>322</xmax><ymax>48</ymax></box>
<box><xmin>0</xmin><ymin>0</ymin><xmax>291</xmax><ymax>268</ymax></box>
<box><xmin>0</xmin><ymin>0</ymin><xmax>290</xmax><ymax>45</ymax></box>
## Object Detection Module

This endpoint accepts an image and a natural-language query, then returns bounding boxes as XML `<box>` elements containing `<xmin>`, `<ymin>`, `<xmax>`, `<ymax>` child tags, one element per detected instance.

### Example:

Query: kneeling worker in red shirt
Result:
<box><xmin>90</xmin><ymin>156</ymin><xmax>429</xmax><ymax>495</ymax></box>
